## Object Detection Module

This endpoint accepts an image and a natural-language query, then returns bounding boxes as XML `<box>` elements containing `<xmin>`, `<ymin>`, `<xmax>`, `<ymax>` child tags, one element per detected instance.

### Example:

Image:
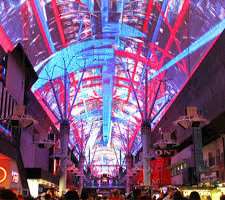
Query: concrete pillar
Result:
<box><xmin>141</xmin><ymin>121</ymin><xmax>151</xmax><ymax>187</ymax></box>
<box><xmin>192</xmin><ymin>125</ymin><xmax>203</xmax><ymax>183</ymax></box>
<box><xmin>59</xmin><ymin>120</ymin><xmax>70</xmax><ymax>196</ymax></box>
<box><xmin>126</xmin><ymin>154</ymin><xmax>132</xmax><ymax>193</ymax></box>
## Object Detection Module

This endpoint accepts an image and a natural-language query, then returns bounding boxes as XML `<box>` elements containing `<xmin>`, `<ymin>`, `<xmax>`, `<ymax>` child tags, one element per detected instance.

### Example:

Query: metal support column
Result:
<box><xmin>126</xmin><ymin>154</ymin><xmax>132</xmax><ymax>193</ymax></box>
<box><xmin>192</xmin><ymin>125</ymin><xmax>203</xmax><ymax>183</ymax></box>
<box><xmin>141</xmin><ymin>121</ymin><xmax>151</xmax><ymax>186</ymax></box>
<box><xmin>79</xmin><ymin>154</ymin><xmax>85</xmax><ymax>194</ymax></box>
<box><xmin>59</xmin><ymin>120</ymin><xmax>70</xmax><ymax>196</ymax></box>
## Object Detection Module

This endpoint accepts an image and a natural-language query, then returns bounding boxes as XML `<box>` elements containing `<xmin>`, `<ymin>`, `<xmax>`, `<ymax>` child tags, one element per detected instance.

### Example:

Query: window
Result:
<box><xmin>216</xmin><ymin>149</ymin><xmax>221</xmax><ymax>165</ymax></box>
<box><xmin>208</xmin><ymin>152</ymin><xmax>215</xmax><ymax>167</ymax></box>
<box><xmin>203</xmin><ymin>160</ymin><xmax>208</xmax><ymax>168</ymax></box>
<box><xmin>171</xmin><ymin>161</ymin><xmax>187</xmax><ymax>176</ymax></box>
<box><xmin>221</xmin><ymin>152</ymin><xmax>224</xmax><ymax>163</ymax></box>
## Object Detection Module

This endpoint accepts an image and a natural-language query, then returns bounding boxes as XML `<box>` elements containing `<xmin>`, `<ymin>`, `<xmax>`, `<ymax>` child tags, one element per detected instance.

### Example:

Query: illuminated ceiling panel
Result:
<box><xmin>0</xmin><ymin>0</ymin><xmax>225</xmax><ymax>176</ymax></box>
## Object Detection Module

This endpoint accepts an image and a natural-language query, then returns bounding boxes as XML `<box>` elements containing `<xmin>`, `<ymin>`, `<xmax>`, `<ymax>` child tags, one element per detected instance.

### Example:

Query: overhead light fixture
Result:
<box><xmin>174</xmin><ymin>106</ymin><xmax>208</xmax><ymax>129</ymax></box>
<box><xmin>0</xmin><ymin>105</ymin><xmax>38</xmax><ymax>129</ymax></box>
<box><xmin>10</xmin><ymin>105</ymin><xmax>38</xmax><ymax>128</ymax></box>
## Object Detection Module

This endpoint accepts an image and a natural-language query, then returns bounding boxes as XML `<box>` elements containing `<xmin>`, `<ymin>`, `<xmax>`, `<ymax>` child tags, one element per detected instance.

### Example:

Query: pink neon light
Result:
<box><xmin>0</xmin><ymin>26</ymin><xmax>14</xmax><ymax>52</ymax></box>
<box><xmin>149</xmin><ymin>43</ymin><xmax>184</xmax><ymax>72</ymax></box>
<box><xmin>143</xmin><ymin>0</ymin><xmax>153</xmax><ymax>33</ymax></box>
<box><xmin>156</xmin><ymin>0</ymin><xmax>189</xmax><ymax>74</ymax></box>
<box><xmin>128</xmin><ymin>1</ymin><xmax>190</xmax><ymax>150</ymax></box>
<box><xmin>34</xmin><ymin>91</ymin><xmax>58</xmax><ymax>127</ymax></box>
<box><xmin>115</xmin><ymin>50</ymin><xmax>156</xmax><ymax>67</ymax></box>
<box><xmin>128</xmin><ymin>125</ymin><xmax>141</xmax><ymax>150</ymax></box>
<box><xmin>126</xmin><ymin>43</ymin><xmax>143</xmax><ymax>103</ymax></box>
<box><xmin>153</xmin><ymin>36</ymin><xmax>220</xmax><ymax>131</ymax></box>
<box><xmin>51</xmin><ymin>0</ymin><xmax>67</xmax><ymax>47</ymax></box>
<box><xmin>30</xmin><ymin>0</ymin><xmax>53</xmax><ymax>55</ymax></box>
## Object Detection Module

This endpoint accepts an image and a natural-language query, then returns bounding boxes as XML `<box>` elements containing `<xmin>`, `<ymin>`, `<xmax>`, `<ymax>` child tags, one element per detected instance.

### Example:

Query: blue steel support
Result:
<box><xmin>45</xmin><ymin>69</ymin><xmax>64</xmax><ymax>120</ymax></box>
<box><xmin>151</xmin><ymin>0</ymin><xmax>169</xmax><ymax>44</ymax></box>
<box><xmin>141</xmin><ymin>0</ymin><xmax>169</xmax><ymax>187</ymax></box>
<box><xmin>150</xmin><ymin>97</ymin><xmax>171</xmax><ymax>123</ymax></box>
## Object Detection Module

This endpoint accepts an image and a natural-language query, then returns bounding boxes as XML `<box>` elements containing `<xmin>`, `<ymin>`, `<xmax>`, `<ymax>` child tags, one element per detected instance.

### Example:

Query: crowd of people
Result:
<box><xmin>0</xmin><ymin>188</ymin><xmax>225</xmax><ymax>200</ymax></box>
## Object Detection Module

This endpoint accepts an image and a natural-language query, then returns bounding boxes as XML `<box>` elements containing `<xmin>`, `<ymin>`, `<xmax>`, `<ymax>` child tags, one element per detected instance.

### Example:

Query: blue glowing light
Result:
<box><xmin>33</xmin><ymin>0</ymin><xmax>55</xmax><ymax>53</ymax></box>
<box><xmin>2</xmin><ymin>0</ymin><xmax>225</xmax><ymax>176</ymax></box>
<box><xmin>101</xmin><ymin>0</ymin><xmax>109</xmax><ymax>27</ymax></box>
<box><xmin>151</xmin><ymin>0</ymin><xmax>169</xmax><ymax>43</ymax></box>
<box><xmin>102</xmin><ymin>59</ymin><xmax>115</xmax><ymax>146</ymax></box>
<box><xmin>149</xmin><ymin>19</ymin><xmax>225</xmax><ymax>80</ymax></box>
<box><xmin>32</xmin><ymin>39</ymin><xmax>115</xmax><ymax>91</ymax></box>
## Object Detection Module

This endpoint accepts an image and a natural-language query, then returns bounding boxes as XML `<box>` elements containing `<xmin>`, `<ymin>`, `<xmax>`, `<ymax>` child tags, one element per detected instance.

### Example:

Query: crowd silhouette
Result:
<box><xmin>0</xmin><ymin>187</ymin><xmax>224</xmax><ymax>200</ymax></box>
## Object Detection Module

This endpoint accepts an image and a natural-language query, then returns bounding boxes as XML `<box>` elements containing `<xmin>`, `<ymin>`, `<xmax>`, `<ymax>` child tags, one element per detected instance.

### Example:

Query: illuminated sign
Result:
<box><xmin>12</xmin><ymin>171</ymin><xmax>19</xmax><ymax>183</ymax></box>
<box><xmin>0</xmin><ymin>166</ymin><xmax>7</xmax><ymax>183</ymax></box>
<box><xmin>200</xmin><ymin>171</ymin><xmax>218</xmax><ymax>182</ymax></box>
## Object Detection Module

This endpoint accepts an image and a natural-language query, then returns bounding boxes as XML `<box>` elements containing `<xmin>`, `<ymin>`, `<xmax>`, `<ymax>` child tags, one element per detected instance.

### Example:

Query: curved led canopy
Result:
<box><xmin>0</xmin><ymin>0</ymin><xmax>225</xmax><ymax>176</ymax></box>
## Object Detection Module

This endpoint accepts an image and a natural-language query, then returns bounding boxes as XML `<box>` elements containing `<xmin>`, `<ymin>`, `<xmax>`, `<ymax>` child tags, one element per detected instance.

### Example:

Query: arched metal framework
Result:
<box><xmin>0</xmin><ymin>0</ymin><xmax>225</xmax><ymax>177</ymax></box>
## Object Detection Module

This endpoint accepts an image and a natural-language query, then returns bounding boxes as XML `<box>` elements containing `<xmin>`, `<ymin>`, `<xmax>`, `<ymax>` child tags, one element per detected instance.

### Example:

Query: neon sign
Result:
<box><xmin>12</xmin><ymin>171</ymin><xmax>19</xmax><ymax>183</ymax></box>
<box><xmin>0</xmin><ymin>166</ymin><xmax>7</xmax><ymax>183</ymax></box>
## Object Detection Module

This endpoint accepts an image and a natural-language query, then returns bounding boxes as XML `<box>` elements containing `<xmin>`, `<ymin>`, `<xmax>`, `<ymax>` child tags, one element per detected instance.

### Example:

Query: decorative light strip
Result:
<box><xmin>149</xmin><ymin>19</ymin><xmax>225</xmax><ymax>80</ymax></box>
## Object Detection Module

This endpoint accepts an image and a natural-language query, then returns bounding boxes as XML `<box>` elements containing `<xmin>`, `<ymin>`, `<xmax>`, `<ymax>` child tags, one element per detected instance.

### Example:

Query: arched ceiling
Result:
<box><xmin>0</xmin><ymin>0</ymin><xmax>225</xmax><ymax>176</ymax></box>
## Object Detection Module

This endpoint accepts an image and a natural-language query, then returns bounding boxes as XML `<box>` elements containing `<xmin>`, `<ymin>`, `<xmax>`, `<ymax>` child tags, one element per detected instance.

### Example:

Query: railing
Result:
<box><xmin>0</xmin><ymin>82</ymin><xmax>17</xmax><ymax>120</ymax></box>
<box><xmin>0</xmin><ymin>82</ymin><xmax>17</xmax><ymax>139</ymax></box>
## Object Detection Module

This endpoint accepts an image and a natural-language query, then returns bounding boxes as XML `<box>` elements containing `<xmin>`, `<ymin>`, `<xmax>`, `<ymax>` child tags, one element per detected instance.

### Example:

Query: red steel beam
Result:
<box><xmin>34</xmin><ymin>91</ymin><xmax>59</xmax><ymax>127</ymax></box>
<box><xmin>29</xmin><ymin>0</ymin><xmax>53</xmax><ymax>55</ymax></box>
<box><xmin>115</xmin><ymin>50</ymin><xmax>157</xmax><ymax>67</ymax></box>
<box><xmin>128</xmin><ymin>124</ymin><xmax>141</xmax><ymax>151</ymax></box>
<box><xmin>71</xmin><ymin>123</ymin><xmax>83</xmax><ymax>150</ymax></box>
<box><xmin>143</xmin><ymin>0</ymin><xmax>154</xmax><ymax>33</ymax></box>
<box><xmin>157</xmin><ymin>0</ymin><xmax>189</xmax><ymax>74</ymax></box>
<box><xmin>51</xmin><ymin>0</ymin><xmax>67</xmax><ymax>47</ymax></box>
<box><xmin>122</xmin><ymin>0</ymin><xmax>154</xmax><ymax>151</ymax></box>
<box><xmin>126</xmin><ymin>43</ymin><xmax>143</xmax><ymax>103</ymax></box>
<box><xmin>153</xmin><ymin>36</ymin><xmax>219</xmax><ymax>131</ymax></box>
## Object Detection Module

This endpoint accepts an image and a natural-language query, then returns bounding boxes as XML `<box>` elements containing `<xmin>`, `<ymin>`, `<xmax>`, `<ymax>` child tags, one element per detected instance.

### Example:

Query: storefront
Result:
<box><xmin>0</xmin><ymin>153</ymin><xmax>22</xmax><ymax>194</ymax></box>
<box><xmin>27</xmin><ymin>178</ymin><xmax>58</xmax><ymax>198</ymax></box>
<box><xmin>26</xmin><ymin>168</ymin><xmax>59</xmax><ymax>198</ymax></box>
<box><xmin>181</xmin><ymin>187</ymin><xmax>222</xmax><ymax>200</ymax></box>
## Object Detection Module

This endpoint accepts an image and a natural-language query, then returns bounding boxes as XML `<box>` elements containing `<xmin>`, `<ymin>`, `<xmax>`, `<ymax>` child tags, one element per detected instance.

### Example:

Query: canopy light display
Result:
<box><xmin>0</xmin><ymin>0</ymin><xmax>224</xmax><ymax>176</ymax></box>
